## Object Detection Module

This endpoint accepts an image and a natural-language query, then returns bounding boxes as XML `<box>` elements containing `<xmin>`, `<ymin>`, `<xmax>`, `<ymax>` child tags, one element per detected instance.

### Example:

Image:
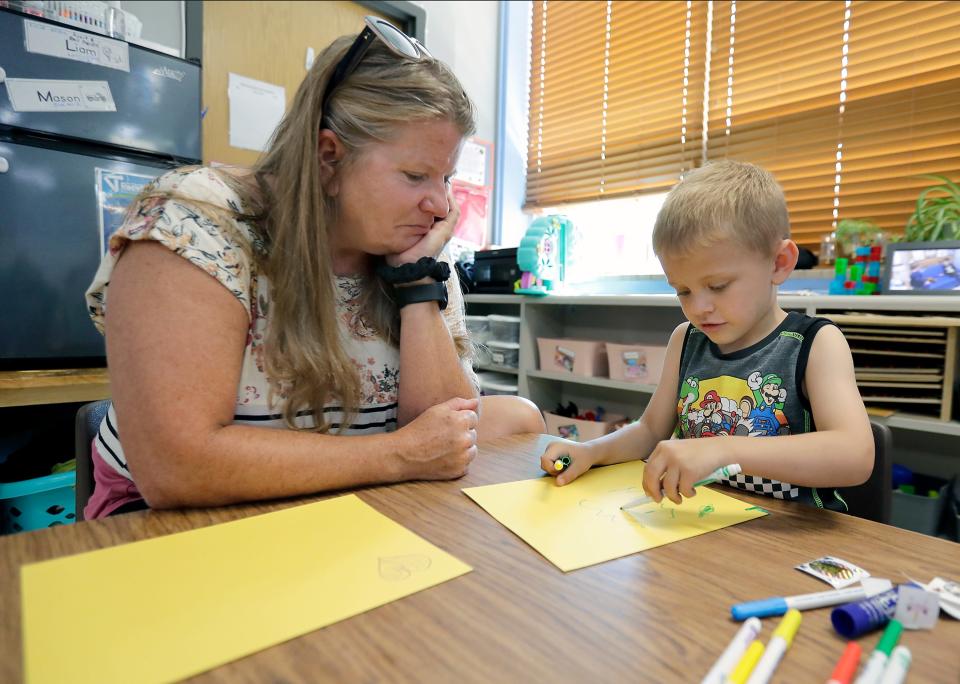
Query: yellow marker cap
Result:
<box><xmin>728</xmin><ymin>640</ymin><xmax>765</xmax><ymax>684</ymax></box>
<box><xmin>773</xmin><ymin>608</ymin><xmax>802</xmax><ymax>647</ymax></box>
<box><xmin>554</xmin><ymin>461</ymin><xmax>564</xmax><ymax>471</ymax></box>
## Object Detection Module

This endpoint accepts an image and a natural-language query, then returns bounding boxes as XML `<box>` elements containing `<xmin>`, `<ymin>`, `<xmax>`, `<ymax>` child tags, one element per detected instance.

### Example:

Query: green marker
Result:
<box><xmin>553</xmin><ymin>455</ymin><xmax>572</xmax><ymax>473</ymax></box>
<box><xmin>854</xmin><ymin>619</ymin><xmax>902</xmax><ymax>683</ymax></box>
<box><xmin>620</xmin><ymin>463</ymin><xmax>742</xmax><ymax>510</ymax></box>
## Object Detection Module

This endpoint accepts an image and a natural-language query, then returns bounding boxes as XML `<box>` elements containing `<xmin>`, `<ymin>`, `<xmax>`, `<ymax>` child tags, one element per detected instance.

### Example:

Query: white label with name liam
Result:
<box><xmin>24</xmin><ymin>19</ymin><xmax>129</xmax><ymax>72</ymax></box>
<box><xmin>5</xmin><ymin>78</ymin><xmax>117</xmax><ymax>112</ymax></box>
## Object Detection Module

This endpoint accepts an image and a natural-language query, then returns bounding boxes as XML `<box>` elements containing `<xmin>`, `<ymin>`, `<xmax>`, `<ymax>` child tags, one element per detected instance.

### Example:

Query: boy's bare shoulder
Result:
<box><xmin>809</xmin><ymin>322</ymin><xmax>852</xmax><ymax>353</ymax></box>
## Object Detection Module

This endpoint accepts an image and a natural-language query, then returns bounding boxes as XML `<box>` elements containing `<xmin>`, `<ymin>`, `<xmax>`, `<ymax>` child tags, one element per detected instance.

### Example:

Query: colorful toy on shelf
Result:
<box><xmin>514</xmin><ymin>215</ymin><xmax>571</xmax><ymax>295</ymax></box>
<box><xmin>828</xmin><ymin>245</ymin><xmax>883</xmax><ymax>295</ymax></box>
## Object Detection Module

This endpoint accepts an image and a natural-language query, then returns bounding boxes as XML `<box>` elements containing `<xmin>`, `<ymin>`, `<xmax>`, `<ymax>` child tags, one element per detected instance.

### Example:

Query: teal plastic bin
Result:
<box><xmin>0</xmin><ymin>471</ymin><xmax>76</xmax><ymax>534</ymax></box>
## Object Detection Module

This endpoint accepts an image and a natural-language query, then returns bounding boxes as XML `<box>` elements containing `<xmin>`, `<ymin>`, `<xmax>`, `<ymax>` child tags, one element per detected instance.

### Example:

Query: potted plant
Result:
<box><xmin>835</xmin><ymin>218</ymin><xmax>884</xmax><ymax>258</ymax></box>
<box><xmin>904</xmin><ymin>174</ymin><xmax>960</xmax><ymax>243</ymax></box>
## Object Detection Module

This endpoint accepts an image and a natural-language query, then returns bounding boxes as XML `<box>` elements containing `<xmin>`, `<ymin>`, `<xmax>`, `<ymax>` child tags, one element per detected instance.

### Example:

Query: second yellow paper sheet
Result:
<box><xmin>463</xmin><ymin>460</ymin><xmax>767</xmax><ymax>571</ymax></box>
<box><xmin>21</xmin><ymin>494</ymin><xmax>470</xmax><ymax>684</ymax></box>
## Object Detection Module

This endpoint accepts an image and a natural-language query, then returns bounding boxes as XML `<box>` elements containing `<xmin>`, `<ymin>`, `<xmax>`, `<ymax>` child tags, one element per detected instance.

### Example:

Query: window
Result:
<box><xmin>526</xmin><ymin>1</ymin><xmax>706</xmax><ymax>207</ymax></box>
<box><xmin>525</xmin><ymin>0</ymin><xmax>960</xmax><ymax>256</ymax></box>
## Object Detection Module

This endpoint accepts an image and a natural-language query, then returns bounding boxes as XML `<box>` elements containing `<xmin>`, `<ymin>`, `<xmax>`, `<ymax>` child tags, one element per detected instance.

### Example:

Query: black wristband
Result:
<box><xmin>376</xmin><ymin>256</ymin><xmax>450</xmax><ymax>285</ymax></box>
<box><xmin>392</xmin><ymin>282</ymin><xmax>448</xmax><ymax>310</ymax></box>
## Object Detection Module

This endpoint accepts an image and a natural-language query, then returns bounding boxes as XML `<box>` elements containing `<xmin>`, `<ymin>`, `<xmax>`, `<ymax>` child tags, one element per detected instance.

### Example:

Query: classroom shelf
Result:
<box><xmin>464</xmin><ymin>291</ymin><xmax>960</xmax><ymax>479</ymax></box>
<box><xmin>526</xmin><ymin>370</ymin><xmax>657</xmax><ymax>394</ymax></box>
<box><xmin>878</xmin><ymin>413</ymin><xmax>960</xmax><ymax>438</ymax></box>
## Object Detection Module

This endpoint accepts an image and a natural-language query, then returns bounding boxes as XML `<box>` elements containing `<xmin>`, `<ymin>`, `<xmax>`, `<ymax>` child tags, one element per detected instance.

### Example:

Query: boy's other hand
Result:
<box><xmin>539</xmin><ymin>440</ymin><xmax>600</xmax><ymax>486</ymax></box>
<box><xmin>642</xmin><ymin>438</ymin><xmax>726</xmax><ymax>505</ymax></box>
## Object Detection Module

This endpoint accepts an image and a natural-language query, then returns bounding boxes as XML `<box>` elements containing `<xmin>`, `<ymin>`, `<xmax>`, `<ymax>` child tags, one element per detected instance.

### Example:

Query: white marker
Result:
<box><xmin>854</xmin><ymin>619</ymin><xmax>903</xmax><ymax>684</ymax></box>
<box><xmin>878</xmin><ymin>645</ymin><xmax>911</xmax><ymax>684</ymax></box>
<box><xmin>700</xmin><ymin>617</ymin><xmax>762</xmax><ymax>684</ymax></box>
<box><xmin>745</xmin><ymin>609</ymin><xmax>801</xmax><ymax>684</ymax></box>
<box><xmin>621</xmin><ymin>464</ymin><xmax>742</xmax><ymax>510</ymax></box>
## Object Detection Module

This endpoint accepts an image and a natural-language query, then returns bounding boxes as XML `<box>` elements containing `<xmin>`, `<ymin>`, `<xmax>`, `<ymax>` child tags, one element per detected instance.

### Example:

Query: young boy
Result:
<box><xmin>540</xmin><ymin>161</ymin><xmax>874</xmax><ymax>511</ymax></box>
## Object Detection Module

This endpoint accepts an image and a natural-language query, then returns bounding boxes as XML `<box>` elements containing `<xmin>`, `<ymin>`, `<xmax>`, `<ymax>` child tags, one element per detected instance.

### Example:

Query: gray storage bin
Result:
<box><xmin>891</xmin><ymin>473</ymin><xmax>949</xmax><ymax>536</ymax></box>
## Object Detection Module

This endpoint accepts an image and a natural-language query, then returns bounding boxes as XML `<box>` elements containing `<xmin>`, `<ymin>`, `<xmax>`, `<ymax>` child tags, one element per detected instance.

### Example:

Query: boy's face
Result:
<box><xmin>660</xmin><ymin>238</ymin><xmax>796</xmax><ymax>353</ymax></box>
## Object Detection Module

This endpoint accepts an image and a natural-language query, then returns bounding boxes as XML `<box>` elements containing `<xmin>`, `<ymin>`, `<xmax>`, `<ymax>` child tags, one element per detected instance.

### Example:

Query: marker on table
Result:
<box><xmin>553</xmin><ymin>455</ymin><xmax>572</xmax><ymax>473</ymax></box>
<box><xmin>727</xmin><ymin>640</ymin><xmax>765</xmax><ymax>684</ymax></box>
<box><xmin>877</xmin><ymin>645</ymin><xmax>911</xmax><ymax>684</ymax></box>
<box><xmin>620</xmin><ymin>463</ymin><xmax>742</xmax><ymax>510</ymax></box>
<box><xmin>700</xmin><ymin>616</ymin><xmax>762</xmax><ymax>684</ymax></box>
<box><xmin>853</xmin><ymin>619</ymin><xmax>903</xmax><ymax>684</ymax></box>
<box><xmin>827</xmin><ymin>642</ymin><xmax>862</xmax><ymax>684</ymax></box>
<box><xmin>745</xmin><ymin>609</ymin><xmax>801</xmax><ymax>684</ymax></box>
<box><xmin>731</xmin><ymin>578</ymin><xmax>893</xmax><ymax>620</ymax></box>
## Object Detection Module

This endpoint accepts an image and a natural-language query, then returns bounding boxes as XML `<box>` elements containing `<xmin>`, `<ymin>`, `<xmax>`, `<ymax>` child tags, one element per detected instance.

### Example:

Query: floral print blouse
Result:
<box><xmin>84</xmin><ymin>167</ymin><xmax>476</xmax><ymax>503</ymax></box>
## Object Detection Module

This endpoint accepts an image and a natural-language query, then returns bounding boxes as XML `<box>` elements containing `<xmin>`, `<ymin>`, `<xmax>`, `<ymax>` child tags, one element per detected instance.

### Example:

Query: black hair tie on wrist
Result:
<box><xmin>376</xmin><ymin>256</ymin><xmax>451</xmax><ymax>285</ymax></box>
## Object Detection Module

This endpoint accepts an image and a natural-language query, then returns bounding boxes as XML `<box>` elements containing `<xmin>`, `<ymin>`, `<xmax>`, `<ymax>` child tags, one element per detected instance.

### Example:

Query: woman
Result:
<box><xmin>84</xmin><ymin>17</ymin><xmax>544</xmax><ymax>518</ymax></box>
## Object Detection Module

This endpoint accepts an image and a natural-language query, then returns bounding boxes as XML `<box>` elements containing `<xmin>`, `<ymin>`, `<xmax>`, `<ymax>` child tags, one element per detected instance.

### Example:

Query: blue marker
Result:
<box><xmin>732</xmin><ymin>580</ymin><xmax>892</xmax><ymax>621</ymax></box>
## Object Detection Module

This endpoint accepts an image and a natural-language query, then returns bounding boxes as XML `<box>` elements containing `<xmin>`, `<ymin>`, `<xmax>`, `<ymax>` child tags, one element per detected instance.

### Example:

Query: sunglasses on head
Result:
<box><xmin>321</xmin><ymin>16</ymin><xmax>432</xmax><ymax>114</ymax></box>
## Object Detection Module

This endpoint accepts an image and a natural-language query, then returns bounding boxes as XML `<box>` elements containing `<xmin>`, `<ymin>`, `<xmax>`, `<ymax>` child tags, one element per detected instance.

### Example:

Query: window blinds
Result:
<box><xmin>525</xmin><ymin>0</ymin><xmax>707</xmax><ymax>207</ymax></box>
<box><xmin>526</xmin><ymin>0</ymin><xmax>960</xmax><ymax>250</ymax></box>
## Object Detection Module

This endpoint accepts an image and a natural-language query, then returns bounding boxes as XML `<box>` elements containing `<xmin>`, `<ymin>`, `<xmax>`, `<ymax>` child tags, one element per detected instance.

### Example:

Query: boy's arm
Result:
<box><xmin>540</xmin><ymin>323</ymin><xmax>688</xmax><ymax>484</ymax></box>
<box><xmin>643</xmin><ymin>325</ymin><xmax>875</xmax><ymax>503</ymax></box>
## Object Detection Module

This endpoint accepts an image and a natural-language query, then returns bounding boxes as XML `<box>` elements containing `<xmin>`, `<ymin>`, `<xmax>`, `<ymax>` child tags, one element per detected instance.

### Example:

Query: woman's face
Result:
<box><xmin>328</xmin><ymin>118</ymin><xmax>463</xmax><ymax>274</ymax></box>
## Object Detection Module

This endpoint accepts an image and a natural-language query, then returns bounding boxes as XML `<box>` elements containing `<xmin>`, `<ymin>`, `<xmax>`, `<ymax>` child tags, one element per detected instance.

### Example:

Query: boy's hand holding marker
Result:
<box><xmin>540</xmin><ymin>440</ymin><xmax>601</xmax><ymax>485</ymax></box>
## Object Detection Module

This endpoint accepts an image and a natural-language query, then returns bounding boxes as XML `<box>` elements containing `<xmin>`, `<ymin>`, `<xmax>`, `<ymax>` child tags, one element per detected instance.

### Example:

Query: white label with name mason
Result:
<box><xmin>4</xmin><ymin>78</ymin><xmax>117</xmax><ymax>112</ymax></box>
<box><xmin>23</xmin><ymin>19</ymin><xmax>129</xmax><ymax>72</ymax></box>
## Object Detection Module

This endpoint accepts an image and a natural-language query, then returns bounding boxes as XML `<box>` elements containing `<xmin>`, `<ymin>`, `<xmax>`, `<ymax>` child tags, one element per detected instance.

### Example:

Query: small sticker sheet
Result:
<box><xmin>796</xmin><ymin>556</ymin><xmax>870</xmax><ymax>588</ymax></box>
<box><xmin>924</xmin><ymin>577</ymin><xmax>960</xmax><ymax>620</ymax></box>
<box><xmin>893</xmin><ymin>585</ymin><xmax>941</xmax><ymax>629</ymax></box>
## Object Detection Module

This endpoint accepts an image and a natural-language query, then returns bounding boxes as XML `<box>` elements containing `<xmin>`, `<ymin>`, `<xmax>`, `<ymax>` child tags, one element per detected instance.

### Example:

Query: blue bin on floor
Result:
<box><xmin>0</xmin><ymin>471</ymin><xmax>76</xmax><ymax>534</ymax></box>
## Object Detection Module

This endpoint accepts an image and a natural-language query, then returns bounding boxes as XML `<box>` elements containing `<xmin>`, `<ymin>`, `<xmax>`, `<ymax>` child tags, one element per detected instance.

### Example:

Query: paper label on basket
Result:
<box><xmin>893</xmin><ymin>585</ymin><xmax>941</xmax><ymax>629</ymax></box>
<box><xmin>558</xmin><ymin>424</ymin><xmax>580</xmax><ymax>441</ymax></box>
<box><xmin>919</xmin><ymin>577</ymin><xmax>960</xmax><ymax>620</ymax></box>
<box><xmin>554</xmin><ymin>346</ymin><xmax>575</xmax><ymax>372</ymax></box>
<box><xmin>492</xmin><ymin>352</ymin><xmax>505</xmax><ymax>364</ymax></box>
<box><xmin>622</xmin><ymin>351</ymin><xmax>647</xmax><ymax>379</ymax></box>
<box><xmin>796</xmin><ymin>556</ymin><xmax>869</xmax><ymax>588</ymax></box>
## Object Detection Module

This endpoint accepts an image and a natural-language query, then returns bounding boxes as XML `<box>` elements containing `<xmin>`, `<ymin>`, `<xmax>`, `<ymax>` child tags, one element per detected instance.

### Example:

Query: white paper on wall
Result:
<box><xmin>228</xmin><ymin>73</ymin><xmax>286</xmax><ymax>152</ymax></box>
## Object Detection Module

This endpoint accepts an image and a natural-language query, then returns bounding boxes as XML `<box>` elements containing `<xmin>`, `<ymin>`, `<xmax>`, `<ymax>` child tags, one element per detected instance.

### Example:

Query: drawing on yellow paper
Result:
<box><xmin>463</xmin><ymin>460</ymin><xmax>767</xmax><ymax>572</ymax></box>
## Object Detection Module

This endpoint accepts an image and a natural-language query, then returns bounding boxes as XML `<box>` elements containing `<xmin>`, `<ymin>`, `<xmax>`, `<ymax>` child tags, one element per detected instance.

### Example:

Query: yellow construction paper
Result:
<box><xmin>21</xmin><ymin>494</ymin><xmax>471</xmax><ymax>684</ymax></box>
<box><xmin>463</xmin><ymin>460</ymin><xmax>767</xmax><ymax>571</ymax></box>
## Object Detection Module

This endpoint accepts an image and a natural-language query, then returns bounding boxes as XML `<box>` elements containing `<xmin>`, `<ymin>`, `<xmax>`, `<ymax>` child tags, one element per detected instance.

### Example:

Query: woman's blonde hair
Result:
<box><xmin>652</xmin><ymin>160</ymin><xmax>790</xmax><ymax>258</ymax></box>
<box><xmin>134</xmin><ymin>34</ymin><xmax>476</xmax><ymax>431</ymax></box>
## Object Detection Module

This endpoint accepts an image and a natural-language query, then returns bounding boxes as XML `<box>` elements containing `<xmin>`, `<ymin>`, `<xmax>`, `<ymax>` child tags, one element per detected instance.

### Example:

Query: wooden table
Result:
<box><xmin>0</xmin><ymin>368</ymin><xmax>109</xmax><ymax>408</ymax></box>
<box><xmin>2</xmin><ymin>434</ymin><xmax>958</xmax><ymax>682</ymax></box>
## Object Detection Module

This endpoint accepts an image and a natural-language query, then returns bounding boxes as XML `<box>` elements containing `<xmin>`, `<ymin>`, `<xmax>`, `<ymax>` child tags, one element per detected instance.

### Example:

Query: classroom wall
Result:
<box><xmin>414</xmin><ymin>1</ymin><xmax>499</xmax><ymax>143</ymax></box>
<box><xmin>120</xmin><ymin>0</ymin><xmax>183</xmax><ymax>54</ymax></box>
<box><xmin>201</xmin><ymin>1</ymin><xmax>381</xmax><ymax>166</ymax></box>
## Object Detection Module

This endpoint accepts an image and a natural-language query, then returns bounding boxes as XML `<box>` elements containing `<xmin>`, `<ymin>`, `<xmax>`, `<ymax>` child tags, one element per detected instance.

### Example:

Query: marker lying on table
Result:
<box><xmin>700</xmin><ymin>617</ymin><xmax>762</xmax><ymax>684</ymax></box>
<box><xmin>732</xmin><ymin>578</ymin><xmax>893</xmax><ymax>620</ymax></box>
<box><xmin>853</xmin><ymin>619</ymin><xmax>903</xmax><ymax>684</ymax></box>
<box><xmin>620</xmin><ymin>464</ymin><xmax>742</xmax><ymax>510</ymax></box>
<box><xmin>827</xmin><ymin>641</ymin><xmax>862</xmax><ymax>684</ymax></box>
<box><xmin>877</xmin><ymin>645</ymin><xmax>911</xmax><ymax>684</ymax></box>
<box><xmin>745</xmin><ymin>609</ymin><xmax>801</xmax><ymax>684</ymax></box>
<box><xmin>553</xmin><ymin>455</ymin><xmax>572</xmax><ymax>473</ymax></box>
<box><xmin>727</xmin><ymin>640</ymin><xmax>765</xmax><ymax>684</ymax></box>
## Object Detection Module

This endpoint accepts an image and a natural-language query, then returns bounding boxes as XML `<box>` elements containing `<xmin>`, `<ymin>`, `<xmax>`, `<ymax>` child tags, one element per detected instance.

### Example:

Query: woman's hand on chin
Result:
<box><xmin>385</xmin><ymin>187</ymin><xmax>460</xmax><ymax>267</ymax></box>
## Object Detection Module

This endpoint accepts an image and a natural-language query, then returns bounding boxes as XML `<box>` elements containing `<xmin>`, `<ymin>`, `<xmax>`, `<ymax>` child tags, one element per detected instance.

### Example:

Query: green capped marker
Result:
<box><xmin>620</xmin><ymin>463</ymin><xmax>742</xmax><ymax>510</ymax></box>
<box><xmin>553</xmin><ymin>455</ymin><xmax>572</xmax><ymax>472</ymax></box>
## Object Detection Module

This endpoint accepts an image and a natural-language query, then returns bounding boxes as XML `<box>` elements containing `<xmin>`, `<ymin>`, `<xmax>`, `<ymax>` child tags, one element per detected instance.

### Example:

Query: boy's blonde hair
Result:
<box><xmin>652</xmin><ymin>160</ymin><xmax>789</xmax><ymax>257</ymax></box>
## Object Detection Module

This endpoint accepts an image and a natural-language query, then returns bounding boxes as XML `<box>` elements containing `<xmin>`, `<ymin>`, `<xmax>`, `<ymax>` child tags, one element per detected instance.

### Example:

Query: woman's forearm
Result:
<box><xmin>129</xmin><ymin>424</ymin><xmax>409</xmax><ymax>509</ymax></box>
<box><xmin>396</xmin><ymin>300</ymin><xmax>477</xmax><ymax>425</ymax></box>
